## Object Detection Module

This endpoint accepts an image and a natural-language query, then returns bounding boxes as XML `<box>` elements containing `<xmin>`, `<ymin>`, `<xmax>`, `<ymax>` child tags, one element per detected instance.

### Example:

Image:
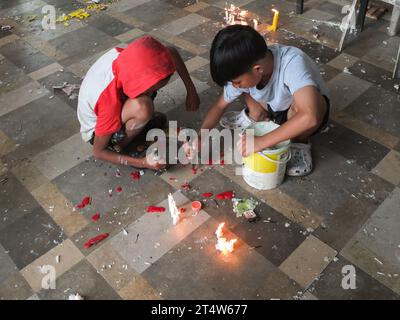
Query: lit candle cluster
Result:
<box><xmin>223</xmin><ymin>3</ymin><xmax>279</xmax><ymax>32</ymax></box>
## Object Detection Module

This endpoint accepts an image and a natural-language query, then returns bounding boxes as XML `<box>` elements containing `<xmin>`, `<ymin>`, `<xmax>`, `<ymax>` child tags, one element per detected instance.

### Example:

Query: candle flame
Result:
<box><xmin>215</xmin><ymin>223</ymin><xmax>237</xmax><ymax>254</ymax></box>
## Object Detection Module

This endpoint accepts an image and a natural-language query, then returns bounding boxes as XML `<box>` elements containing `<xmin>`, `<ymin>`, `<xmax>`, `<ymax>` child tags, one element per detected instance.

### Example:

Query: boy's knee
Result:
<box><xmin>123</xmin><ymin>96</ymin><xmax>154</xmax><ymax>123</ymax></box>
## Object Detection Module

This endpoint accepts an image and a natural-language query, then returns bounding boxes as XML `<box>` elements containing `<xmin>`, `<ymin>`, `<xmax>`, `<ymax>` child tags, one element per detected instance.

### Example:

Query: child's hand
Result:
<box><xmin>185</xmin><ymin>89</ymin><xmax>200</xmax><ymax>112</ymax></box>
<box><xmin>237</xmin><ymin>134</ymin><xmax>265</xmax><ymax>157</ymax></box>
<box><xmin>141</xmin><ymin>156</ymin><xmax>166</xmax><ymax>170</ymax></box>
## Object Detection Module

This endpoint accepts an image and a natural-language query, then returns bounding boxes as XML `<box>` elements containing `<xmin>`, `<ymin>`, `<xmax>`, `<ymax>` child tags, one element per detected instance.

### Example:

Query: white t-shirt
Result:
<box><xmin>223</xmin><ymin>44</ymin><xmax>329</xmax><ymax>112</ymax></box>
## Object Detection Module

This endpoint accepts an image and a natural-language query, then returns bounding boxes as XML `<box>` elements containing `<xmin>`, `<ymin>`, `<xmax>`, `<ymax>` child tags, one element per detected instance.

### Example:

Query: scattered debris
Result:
<box><xmin>343</xmin><ymin>67</ymin><xmax>352</xmax><ymax>74</ymax></box>
<box><xmin>168</xmin><ymin>193</ymin><xmax>181</xmax><ymax>225</ymax></box>
<box><xmin>56</xmin><ymin>255</ymin><xmax>60</xmax><ymax>264</ymax></box>
<box><xmin>394</xmin><ymin>84</ymin><xmax>399</xmax><ymax>91</ymax></box>
<box><xmin>374</xmin><ymin>257</ymin><xmax>383</xmax><ymax>265</ymax></box>
<box><xmin>130</xmin><ymin>171</ymin><xmax>140</xmax><ymax>181</ymax></box>
<box><xmin>232</xmin><ymin>198</ymin><xmax>259</xmax><ymax>222</ymax></box>
<box><xmin>181</xmin><ymin>182</ymin><xmax>191</xmax><ymax>191</ymax></box>
<box><xmin>116</xmin><ymin>186</ymin><xmax>122</xmax><ymax>193</ymax></box>
<box><xmin>135</xmin><ymin>233</ymin><xmax>139</xmax><ymax>243</ymax></box>
<box><xmin>91</xmin><ymin>212</ymin><xmax>100</xmax><ymax>222</ymax></box>
<box><xmin>122</xmin><ymin>228</ymin><xmax>128</xmax><ymax>236</ymax></box>
<box><xmin>1</xmin><ymin>25</ymin><xmax>12</xmax><ymax>31</ymax></box>
<box><xmin>284</xmin><ymin>222</ymin><xmax>291</xmax><ymax>228</ymax></box>
<box><xmin>83</xmin><ymin>233</ymin><xmax>109</xmax><ymax>249</ymax></box>
<box><xmin>68</xmin><ymin>293</ymin><xmax>84</xmax><ymax>300</ymax></box>
<box><xmin>53</xmin><ymin>82</ymin><xmax>80</xmax><ymax>97</ymax></box>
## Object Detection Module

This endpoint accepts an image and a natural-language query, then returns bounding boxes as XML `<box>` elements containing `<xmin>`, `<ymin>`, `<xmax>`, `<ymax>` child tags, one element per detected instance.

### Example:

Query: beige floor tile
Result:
<box><xmin>11</xmin><ymin>161</ymin><xmax>49</xmax><ymax>192</ymax></box>
<box><xmin>327</xmin><ymin>53</ymin><xmax>359</xmax><ymax>71</ymax></box>
<box><xmin>160</xmin><ymin>13</ymin><xmax>209</xmax><ymax>36</ymax></box>
<box><xmin>118</xmin><ymin>276</ymin><xmax>160</xmax><ymax>300</ymax></box>
<box><xmin>87</xmin><ymin>242</ymin><xmax>138</xmax><ymax>291</ymax></box>
<box><xmin>185</xmin><ymin>55</ymin><xmax>209</xmax><ymax>73</ymax></box>
<box><xmin>0</xmin><ymin>272</ymin><xmax>33</xmax><ymax>300</ymax></box>
<box><xmin>115</xmin><ymin>28</ymin><xmax>146</xmax><ymax>43</ymax></box>
<box><xmin>0</xmin><ymin>130</ymin><xmax>16</xmax><ymax>157</ymax></box>
<box><xmin>27</xmin><ymin>62</ymin><xmax>64</xmax><ymax>81</ymax></box>
<box><xmin>20</xmin><ymin>239</ymin><xmax>84</xmax><ymax>292</ymax></box>
<box><xmin>31</xmin><ymin>182</ymin><xmax>89</xmax><ymax>237</ymax></box>
<box><xmin>279</xmin><ymin>235</ymin><xmax>337</xmax><ymax>289</ymax></box>
<box><xmin>184</xmin><ymin>1</ymin><xmax>210</xmax><ymax>12</ymax></box>
<box><xmin>371</xmin><ymin>150</ymin><xmax>400</xmax><ymax>186</ymax></box>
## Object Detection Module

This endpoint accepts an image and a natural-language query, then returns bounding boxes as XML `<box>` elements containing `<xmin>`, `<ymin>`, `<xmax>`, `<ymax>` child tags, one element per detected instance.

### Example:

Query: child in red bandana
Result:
<box><xmin>78</xmin><ymin>36</ymin><xmax>199</xmax><ymax>169</ymax></box>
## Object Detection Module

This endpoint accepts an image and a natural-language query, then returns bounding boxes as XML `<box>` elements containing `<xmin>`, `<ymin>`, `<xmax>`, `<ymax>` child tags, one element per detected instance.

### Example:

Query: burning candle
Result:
<box><xmin>168</xmin><ymin>193</ymin><xmax>180</xmax><ymax>225</ymax></box>
<box><xmin>271</xmin><ymin>9</ymin><xmax>279</xmax><ymax>32</ymax></box>
<box><xmin>225</xmin><ymin>8</ymin><xmax>229</xmax><ymax>22</ymax></box>
<box><xmin>215</xmin><ymin>223</ymin><xmax>237</xmax><ymax>255</ymax></box>
<box><xmin>191</xmin><ymin>201</ymin><xmax>202</xmax><ymax>214</ymax></box>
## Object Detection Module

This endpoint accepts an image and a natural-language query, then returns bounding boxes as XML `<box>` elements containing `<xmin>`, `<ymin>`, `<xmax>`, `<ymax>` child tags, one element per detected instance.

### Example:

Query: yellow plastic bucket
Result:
<box><xmin>243</xmin><ymin>121</ymin><xmax>291</xmax><ymax>190</ymax></box>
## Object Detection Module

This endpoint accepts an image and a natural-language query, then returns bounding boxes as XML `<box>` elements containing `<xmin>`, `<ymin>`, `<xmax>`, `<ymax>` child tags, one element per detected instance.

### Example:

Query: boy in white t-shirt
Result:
<box><xmin>195</xmin><ymin>25</ymin><xmax>330</xmax><ymax>176</ymax></box>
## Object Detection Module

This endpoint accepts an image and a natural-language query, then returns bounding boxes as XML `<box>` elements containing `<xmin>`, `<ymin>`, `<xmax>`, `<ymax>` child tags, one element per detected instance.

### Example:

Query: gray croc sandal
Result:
<box><xmin>286</xmin><ymin>142</ymin><xmax>313</xmax><ymax>176</ymax></box>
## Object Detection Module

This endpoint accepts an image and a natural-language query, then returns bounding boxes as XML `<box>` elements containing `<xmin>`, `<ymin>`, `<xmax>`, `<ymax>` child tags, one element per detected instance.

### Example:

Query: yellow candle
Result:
<box><xmin>271</xmin><ymin>9</ymin><xmax>279</xmax><ymax>32</ymax></box>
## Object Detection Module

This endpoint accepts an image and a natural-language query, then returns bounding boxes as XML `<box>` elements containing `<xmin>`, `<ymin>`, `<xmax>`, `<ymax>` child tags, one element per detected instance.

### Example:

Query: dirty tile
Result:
<box><xmin>114</xmin><ymin>28</ymin><xmax>146</xmax><ymax>43</ymax></box>
<box><xmin>87</xmin><ymin>241</ymin><xmax>138</xmax><ymax>291</ymax></box>
<box><xmin>361</xmin><ymin>36</ymin><xmax>400</xmax><ymax>73</ymax></box>
<box><xmin>318</xmin><ymin>64</ymin><xmax>341</xmax><ymax>82</ymax></box>
<box><xmin>87</xmin><ymin>14</ymin><xmax>134</xmax><ymax>37</ymax></box>
<box><xmin>0</xmin><ymin>58</ymin><xmax>32</xmax><ymax>96</ymax></box>
<box><xmin>20</xmin><ymin>239</ymin><xmax>84</xmax><ymax>292</ymax></box>
<box><xmin>331</xmin><ymin>111</ymin><xmax>400</xmax><ymax>150</ymax></box>
<box><xmin>0</xmin><ymin>272</ymin><xmax>33</xmax><ymax>300</ymax></box>
<box><xmin>123</xmin><ymin>0</ymin><xmax>188</xmax><ymax>31</ymax></box>
<box><xmin>31</xmin><ymin>181</ymin><xmax>89</xmax><ymax>238</ymax></box>
<box><xmin>371</xmin><ymin>150</ymin><xmax>400</xmax><ymax>186</ymax></box>
<box><xmin>342</xmin><ymin>238</ymin><xmax>400</xmax><ymax>295</ymax></box>
<box><xmin>0</xmin><ymin>206</ymin><xmax>65</xmax><ymax>269</ymax></box>
<box><xmin>347</xmin><ymin>60</ymin><xmax>396</xmax><ymax>93</ymax></box>
<box><xmin>313</xmin><ymin>122</ymin><xmax>391</xmax><ymax>171</ymax></box>
<box><xmin>181</xmin><ymin>169</ymin><xmax>308</xmax><ymax>266</ymax></box>
<box><xmin>156</xmin><ymin>76</ymin><xmax>210</xmax><ymax>113</ymax></box>
<box><xmin>327</xmin><ymin>73</ymin><xmax>372</xmax><ymax>113</ymax></box>
<box><xmin>11</xmin><ymin>160</ymin><xmax>49</xmax><ymax>192</ymax></box>
<box><xmin>0</xmin><ymin>243</ymin><xmax>18</xmax><ymax>285</ymax></box>
<box><xmin>37</xmin><ymin>69</ymin><xmax>82</xmax><ymax>110</ymax></box>
<box><xmin>279</xmin><ymin>235</ymin><xmax>337</xmax><ymax>288</ymax></box>
<box><xmin>327</xmin><ymin>53</ymin><xmax>359</xmax><ymax>71</ymax></box>
<box><xmin>0</xmin><ymin>39</ymin><xmax>54</xmax><ymax>73</ymax></box>
<box><xmin>37</xmin><ymin>260</ymin><xmax>121</xmax><ymax>300</ymax></box>
<box><xmin>53</xmin><ymin>158</ymin><xmax>174</xmax><ymax>224</ymax></box>
<box><xmin>280</xmin><ymin>145</ymin><xmax>392</xmax><ymax>218</ymax></box>
<box><xmin>27</xmin><ymin>62</ymin><xmax>64</xmax><ymax>81</ymax></box>
<box><xmin>0</xmin><ymin>130</ymin><xmax>16</xmax><ymax>157</ymax></box>
<box><xmin>32</xmin><ymin>133</ymin><xmax>92</xmax><ymax>181</ymax></box>
<box><xmin>309</xmin><ymin>255</ymin><xmax>399</xmax><ymax>299</ymax></box>
<box><xmin>185</xmin><ymin>1</ymin><xmax>211</xmax><ymax>13</ymax></box>
<box><xmin>0</xmin><ymin>81</ymin><xmax>49</xmax><ymax>117</ymax></box>
<box><xmin>118</xmin><ymin>276</ymin><xmax>160</xmax><ymax>300</ymax></box>
<box><xmin>160</xmin><ymin>13</ymin><xmax>209</xmax><ymax>36</ymax></box>
<box><xmin>50</xmin><ymin>26</ymin><xmax>118</xmax><ymax>66</ymax></box>
<box><xmin>142</xmin><ymin>218</ymin><xmax>276</xmax><ymax>299</ymax></box>
<box><xmin>252</xmin><ymin>268</ymin><xmax>304</xmax><ymax>300</ymax></box>
<box><xmin>185</xmin><ymin>55</ymin><xmax>209</xmax><ymax>73</ymax></box>
<box><xmin>0</xmin><ymin>172</ymin><xmax>40</xmax><ymax>231</ymax></box>
<box><xmin>111</xmin><ymin>191</ymin><xmax>210</xmax><ymax>273</ymax></box>
<box><xmin>344</xmin><ymin>85</ymin><xmax>400</xmax><ymax>138</ymax></box>
<box><xmin>0</xmin><ymin>95</ymin><xmax>77</xmax><ymax>148</ymax></box>
<box><xmin>178</xmin><ymin>20</ymin><xmax>222</xmax><ymax>52</ymax></box>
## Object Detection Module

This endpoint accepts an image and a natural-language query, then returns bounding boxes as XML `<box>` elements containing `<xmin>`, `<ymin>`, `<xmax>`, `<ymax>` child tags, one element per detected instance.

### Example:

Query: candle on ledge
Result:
<box><xmin>271</xmin><ymin>9</ymin><xmax>279</xmax><ymax>32</ymax></box>
<box><xmin>253</xmin><ymin>18</ymin><xmax>258</xmax><ymax>30</ymax></box>
<box><xmin>225</xmin><ymin>8</ymin><xmax>229</xmax><ymax>22</ymax></box>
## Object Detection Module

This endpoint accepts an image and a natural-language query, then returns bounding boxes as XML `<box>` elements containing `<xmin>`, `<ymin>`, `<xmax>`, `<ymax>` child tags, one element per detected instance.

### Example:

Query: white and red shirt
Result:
<box><xmin>77</xmin><ymin>36</ymin><xmax>176</xmax><ymax>142</ymax></box>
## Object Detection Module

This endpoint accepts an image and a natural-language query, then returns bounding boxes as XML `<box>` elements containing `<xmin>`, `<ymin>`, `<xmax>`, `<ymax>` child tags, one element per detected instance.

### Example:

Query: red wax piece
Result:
<box><xmin>83</xmin><ymin>233</ymin><xmax>109</xmax><ymax>249</ymax></box>
<box><xmin>216</xmin><ymin>191</ymin><xmax>234</xmax><ymax>200</ymax></box>
<box><xmin>76</xmin><ymin>196</ymin><xmax>91</xmax><ymax>209</ymax></box>
<box><xmin>192</xmin><ymin>167</ymin><xmax>198</xmax><ymax>174</ymax></box>
<box><xmin>179</xmin><ymin>208</ymin><xmax>186</xmax><ymax>214</ymax></box>
<box><xmin>146</xmin><ymin>206</ymin><xmax>166</xmax><ymax>213</ymax></box>
<box><xmin>91</xmin><ymin>212</ymin><xmax>100</xmax><ymax>221</ymax></box>
<box><xmin>116</xmin><ymin>186</ymin><xmax>122</xmax><ymax>193</ymax></box>
<box><xmin>181</xmin><ymin>183</ymin><xmax>191</xmax><ymax>190</ymax></box>
<box><xmin>202</xmin><ymin>192</ymin><xmax>213</xmax><ymax>198</ymax></box>
<box><xmin>131</xmin><ymin>171</ymin><xmax>140</xmax><ymax>181</ymax></box>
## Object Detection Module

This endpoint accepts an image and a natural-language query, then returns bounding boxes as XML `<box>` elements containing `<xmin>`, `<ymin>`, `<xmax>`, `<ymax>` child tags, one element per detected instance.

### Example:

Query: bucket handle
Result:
<box><xmin>257</xmin><ymin>150</ymin><xmax>291</xmax><ymax>164</ymax></box>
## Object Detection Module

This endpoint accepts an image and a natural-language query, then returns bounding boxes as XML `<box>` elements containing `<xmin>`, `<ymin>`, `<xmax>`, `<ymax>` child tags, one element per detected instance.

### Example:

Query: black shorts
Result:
<box><xmin>267</xmin><ymin>95</ymin><xmax>330</xmax><ymax>136</ymax></box>
<box><xmin>89</xmin><ymin>91</ymin><xmax>158</xmax><ymax>146</ymax></box>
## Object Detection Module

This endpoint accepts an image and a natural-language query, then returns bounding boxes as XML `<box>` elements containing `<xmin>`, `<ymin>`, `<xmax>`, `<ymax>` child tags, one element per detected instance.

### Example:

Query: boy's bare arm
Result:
<box><xmin>167</xmin><ymin>46</ymin><xmax>200</xmax><ymax>111</ymax></box>
<box><xmin>200</xmin><ymin>94</ymin><xmax>231</xmax><ymax>130</ymax></box>
<box><xmin>92</xmin><ymin>134</ymin><xmax>164</xmax><ymax>169</ymax></box>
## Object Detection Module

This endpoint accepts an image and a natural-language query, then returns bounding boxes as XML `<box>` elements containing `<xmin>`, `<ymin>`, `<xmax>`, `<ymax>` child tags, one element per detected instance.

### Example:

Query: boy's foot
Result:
<box><xmin>220</xmin><ymin>108</ymin><xmax>255</xmax><ymax>130</ymax></box>
<box><xmin>286</xmin><ymin>142</ymin><xmax>313</xmax><ymax>176</ymax></box>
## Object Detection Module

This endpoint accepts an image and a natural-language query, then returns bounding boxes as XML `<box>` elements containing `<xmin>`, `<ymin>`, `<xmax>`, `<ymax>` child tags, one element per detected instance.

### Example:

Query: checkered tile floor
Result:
<box><xmin>1</xmin><ymin>0</ymin><xmax>400</xmax><ymax>300</ymax></box>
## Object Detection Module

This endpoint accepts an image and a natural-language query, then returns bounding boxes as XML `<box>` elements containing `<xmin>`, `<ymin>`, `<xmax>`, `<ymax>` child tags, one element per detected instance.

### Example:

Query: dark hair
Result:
<box><xmin>210</xmin><ymin>25</ymin><xmax>268</xmax><ymax>86</ymax></box>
